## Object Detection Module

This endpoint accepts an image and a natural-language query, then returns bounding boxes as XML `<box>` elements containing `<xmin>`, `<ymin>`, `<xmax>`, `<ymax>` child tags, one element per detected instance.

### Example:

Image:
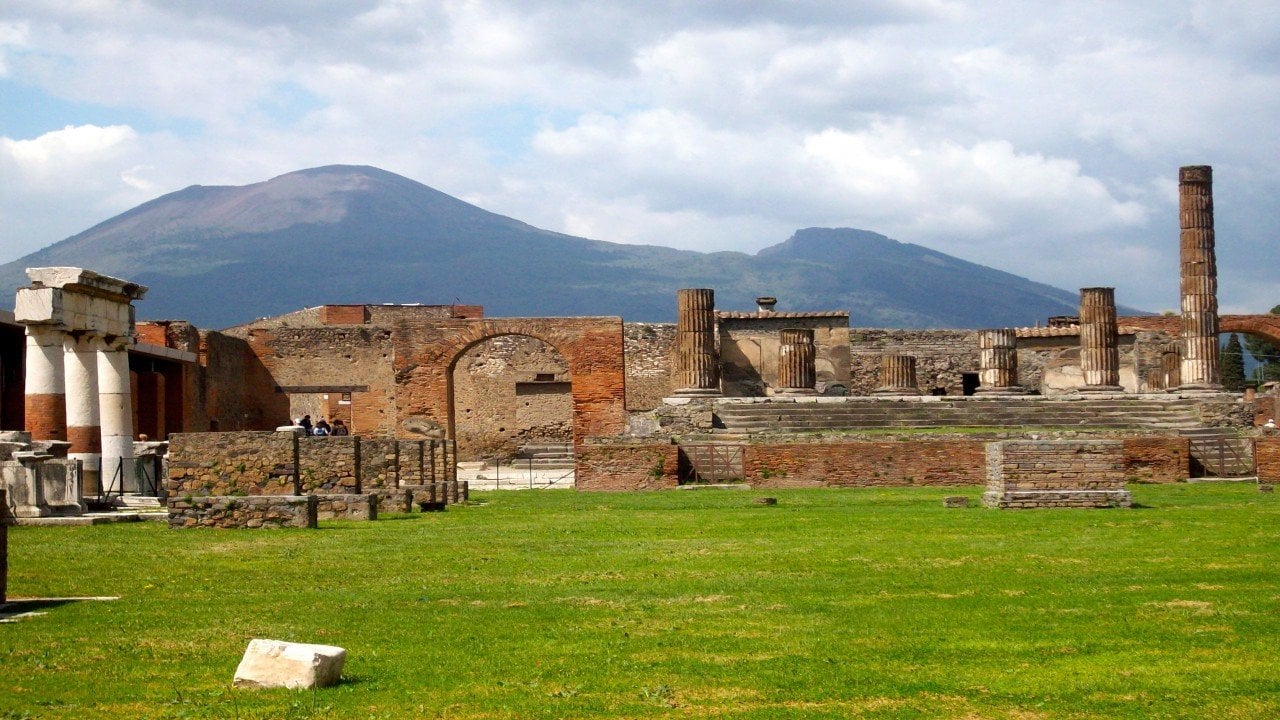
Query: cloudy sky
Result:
<box><xmin>2</xmin><ymin>1</ymin><xmax>1278</xmax><ymax>314</ymax></box>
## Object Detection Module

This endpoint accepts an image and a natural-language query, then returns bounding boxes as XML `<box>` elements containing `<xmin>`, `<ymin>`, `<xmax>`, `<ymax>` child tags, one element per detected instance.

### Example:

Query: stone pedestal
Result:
<box><xmin>776</xmin><ymin>328</ymin><xmax>818</xmax><ymax>395</ymax></box>
<box><xmin>1177</xmin><ymin>165</ymin><xmax>1222</xmax><ymax>391</ymax></box>
<box><xmin>976</xmin><ymin>329</ymin><xmax>1024</xmax><ymax>394</ymax></box>
<box><xmin>1078</xmin><ymin>287</ymin><xmax>1123</xmax><ymax>393</ymax></box>
<box><xmin>673</xmin><ymin>288</ymin><xmax>721</xmax><ymax>396</ymax></box>
<box><xmin>1</xmin><ymin>452</ymin><xmax>83</xmax><ymax>518</ymax></box>
<box><xmin>982</xmin><ymin>440</ymin><xmax>1131</xmax><ymax>509</ymax></box>
<box><xmin>873</xmin><ymin>354</ymin><xmax>920</xmax><ymax>395</ymax></box>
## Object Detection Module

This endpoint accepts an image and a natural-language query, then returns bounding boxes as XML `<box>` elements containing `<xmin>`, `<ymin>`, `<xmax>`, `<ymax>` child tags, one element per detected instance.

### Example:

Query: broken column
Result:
<box><xmin>873</xmin><ymin>354</ymin><xmax>920</xmax><ymax>395</ymax></box>
<box><xmin>673</xmin><ymin>288</ymin><xmax>721</xmax><ymax>396</ymax></box>
<box><xmin>1078</xmin><ymin>287</ymin><xmax>1123</xmax><ymax>393</ymax></box>
<box><xmin>776</xmin><ymin>328</ymin><xmax>817</xmax><ymax>395</ymax></box>
<box><xmin>1178</xmin><ymin>165</ymin><xmax>1222</xmax><ymax>391</ymax></box>
<box><xmin>976</xmin><ymin>329</ymin><xmax>1023</xmax><ymax>394</ymax></box>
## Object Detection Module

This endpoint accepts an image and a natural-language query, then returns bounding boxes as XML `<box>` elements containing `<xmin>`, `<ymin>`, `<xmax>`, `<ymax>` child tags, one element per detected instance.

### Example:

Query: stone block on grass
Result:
<box><xmin>233</xmin><ymin>638</ymin><xmax>346</xmax><ymax>689</ymax></box>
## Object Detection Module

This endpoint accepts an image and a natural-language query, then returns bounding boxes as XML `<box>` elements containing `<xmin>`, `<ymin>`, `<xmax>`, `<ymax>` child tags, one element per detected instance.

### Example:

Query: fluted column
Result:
<box><xmin>1079</xmin><ymin>287</ymin><xmax>1123</xmax><ymax>393</ymax></box>
<box><xmin>24</xmin><ymin>325</ymin><xmax>67</xmax><ymax>441</ymax></box>
<box><xmin>1178</xmin><ymin>165</ymin><xmax>1222</xmax><ymax>391</ymax></box>
<box><xmin>873</xmin><ymin>354</ymin><xmax>920</xmax><ymax>395</ymax></box>
<box><xmin>976</xmin><ymin>329</ymin><xmax>1023</xmax><ymax>394</ymax></box>
<box><xmin>673</xmin><ymin>288</ymin><xmax>721</xmax><ymax>396</ymax></box>
<box><xmin>98</xmin><ymin>337</ymin><xmax>135</xmax><ymax>493</ymax></box>
<box><xmin>64</xmin><ymin>333</ymin><xmax>103</xmax><ymax>494</ymax></box>
<box><xmin>776</xmin><ymin>328</ymin><xmax>817</xmax><ymax>395</ymax></box>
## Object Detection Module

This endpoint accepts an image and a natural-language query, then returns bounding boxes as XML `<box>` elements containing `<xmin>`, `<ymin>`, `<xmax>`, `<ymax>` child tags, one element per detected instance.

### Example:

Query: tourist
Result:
<box><xmin>299</xmin><ymin>415</ymin><xmax>313</xmax><ymax>435</ymax></box>
<box><xmin>314</xmin><ymin>418</ymin><xmax>331</xmax><ymax>436</ymax></box>
<box><xmin>331</xmin><ymin>419</ymin><xmax>350</xmax><ymax>436</ymax></box>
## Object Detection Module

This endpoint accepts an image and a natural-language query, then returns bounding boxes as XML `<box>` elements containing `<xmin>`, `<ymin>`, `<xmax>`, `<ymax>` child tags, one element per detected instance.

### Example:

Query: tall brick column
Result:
<box><xmin>64</xmin><ymin>333</ymin><xmax>103</xmax><ymax>494</ymax></box>
<box><xmin>1079</xmin><ymin>287</ymin><xmax>1123</xmax><ymax>393</ymax></box>
<box><xmin>673</xmin><ymin>288</ymin><xmax>721</xmax><ymax>396</ymax></box>
<box><xmin>776</xmin><ymin>328</ymin><xmax>817</xmax><ymax>395</ymax></box>
<box><xmin>98</xmin><ymin>337</ymin><xmax>136</xmax><ymax>493</ymax></box>
<box><xmin>23</xmin><ymin>325</ymin><xmax>67</xmax><ymax>441</ymax></box>
<box><xmin>976</xmin><ymin>329</ymin><xmax>1023</xmax><ymax>394</ymax></box>
<box><xmin>1178</xmin><ymin>165</ymin><xmax>1222</xmax><ymax>391</ymax></box>
<box><xmin>874</xmin><ymin>354</ymin><xmax>920</xmax><ymax>395</ymax></box>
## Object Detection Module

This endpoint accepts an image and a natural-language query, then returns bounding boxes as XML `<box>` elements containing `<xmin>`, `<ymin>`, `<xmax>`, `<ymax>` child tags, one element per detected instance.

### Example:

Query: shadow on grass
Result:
<box><xmin>0</xmin><ymin>596</ymin><xmax>118</xmax><ymax>622</ymax></box>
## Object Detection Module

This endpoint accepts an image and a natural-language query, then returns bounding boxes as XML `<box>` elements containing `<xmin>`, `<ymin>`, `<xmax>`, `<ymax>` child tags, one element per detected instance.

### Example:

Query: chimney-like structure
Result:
<box><xmin>1177</xmin><ymin>165</ymin><xmax>1222</xmax><ymax>391</ymax></box>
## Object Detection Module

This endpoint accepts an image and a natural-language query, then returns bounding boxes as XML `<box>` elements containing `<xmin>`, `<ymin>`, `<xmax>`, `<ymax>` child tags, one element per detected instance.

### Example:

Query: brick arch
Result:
<box><xmin>391</xmin><ymin>317</ymin><xmax>627</xmax><ymax>444</ymax></box>
<box><xmin>1119</xmin><ymin>314</ymin><xmax>1280</xmax><ymax>347</ymax></box>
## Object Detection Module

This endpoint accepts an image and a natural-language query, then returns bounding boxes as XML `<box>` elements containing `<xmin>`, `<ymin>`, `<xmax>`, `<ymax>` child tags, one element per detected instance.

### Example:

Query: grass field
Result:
<box><xmin>2</xmin><ymin>484</ymin><xmax>1278</xmax><ymax>719</ymax></box>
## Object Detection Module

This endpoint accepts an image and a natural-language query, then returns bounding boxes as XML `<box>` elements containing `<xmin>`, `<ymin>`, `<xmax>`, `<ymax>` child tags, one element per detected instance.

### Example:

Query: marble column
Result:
<box><xmin>1178</xmin><ymin>165</ymin><xmax>1222</xmax><ymax>390</ymax></box>
<box><xmin>976</xmin><ymin>329</ymin><xmax>1023</xmax><ymax>394</ymax></box>
<box><xmin>673</xmin><ymin>288</ymin><xmax>721</xmax><ymax>396</ymax></box>
<box><xmin>776</xmin><ymin>328</ymin><xmax>817</xmax><ymax>395</ymax></box>
<box><xmin>64</xmin><ymin>333</ymin><xmax>103</xmax><ymax>495</ymax></box>
<box><xmin>98</xmin><ymin>337</ymin><xmax>135</xmax><ymax>493</ymax></box>
<box><xmin>1079</xmin><ymin>287</ymin><xmax>1123</xmax><ymax>392</ymax></box>
<box><xmin>23</xmin><ymin>325</ymin><xmax>67</xmax><ymax>441</ymax></box>
<box><xmin>873</xmin><ymin>354</ymin><xmax>920</xmax><ymax>395</ymax></box>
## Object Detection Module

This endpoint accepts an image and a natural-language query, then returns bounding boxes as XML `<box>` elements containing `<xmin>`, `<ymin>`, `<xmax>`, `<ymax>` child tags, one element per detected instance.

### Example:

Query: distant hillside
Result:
<box><xmin>0</xmin><ymin>165</ymin><xmax>1102</xmax><ymax>329</ymax></box>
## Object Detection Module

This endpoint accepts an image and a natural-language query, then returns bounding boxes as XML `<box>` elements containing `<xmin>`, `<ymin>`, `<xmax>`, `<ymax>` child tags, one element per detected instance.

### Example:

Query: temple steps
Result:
<box><xmin>713</xmin><ymin>398</ymin><xmax>1205</xmax><ymax>434</ymax></box>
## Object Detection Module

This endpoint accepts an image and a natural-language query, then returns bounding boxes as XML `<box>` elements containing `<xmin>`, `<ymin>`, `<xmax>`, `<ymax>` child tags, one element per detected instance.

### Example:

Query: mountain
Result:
<box><xmin>0</xmin><ymin>165</ymin><xmax>1097</xmax><ymax>329</ymax></box>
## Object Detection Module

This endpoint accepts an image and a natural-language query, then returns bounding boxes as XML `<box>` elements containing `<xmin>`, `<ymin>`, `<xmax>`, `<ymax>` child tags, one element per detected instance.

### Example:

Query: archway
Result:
<box><xmin>450</xmin><ymin>334</ymin><xmax>572</xmax><ymax>462</ymax></box>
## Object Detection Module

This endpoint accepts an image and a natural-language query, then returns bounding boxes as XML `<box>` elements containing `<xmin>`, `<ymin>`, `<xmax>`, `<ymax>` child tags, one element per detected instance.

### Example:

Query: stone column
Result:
<box><xmin>64</xmin><ymin>333</ymin><xmax>103</xmax><ymax>495</ymax></box>
<box><xmin>673</xmin><ymin>288</ymin><xmax>721</xmax><ymax>396</ymax></box>
<box><xmin>873</xmin><ymin>354</ymin><xmax>920</xmax><ymax>395</ymax></box>
<box><xmin>976</xmin><ymin>329</ymin><xmax>1022</xmax><ymax>394</ymax></box>
<box><xmin>23</xmin><ymin>325</ymin><xmax>67</xmax><ymax>441</ymax></box>
<box><xmin>1178</xmin><ymin>165</ymin><xmax>1222</xmax><ymax>391</ymax></box>
<box><xmin>1079</xmin><ymin>287</ymin><xmax>1123</xmax><ymax>393</ymax></box>
<box><xmin>1162</xmin><ymin>348</ymin><xmax>1181</xmax><ymax>390</ymax></box>
<box><xmin>98</xmin><ymin>337</ymin><xmax>135</xmax><ymax>493</ymax></box>
<box><xmin>776</xmin><ymin>328</ymin><xmax>817</xmax><ymax>395</ymax></box>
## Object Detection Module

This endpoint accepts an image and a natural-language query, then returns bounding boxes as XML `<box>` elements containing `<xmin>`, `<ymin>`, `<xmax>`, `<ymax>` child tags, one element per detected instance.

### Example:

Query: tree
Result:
<box><xmin>1220</xmin><ymin>333</ymin><xmax>1246</xmax><ymax>391</ymax></box>
<box><xmin>1244</xmin><ymin>304</ymin><xmax>1280</xmax><ymax>384</ymax></box>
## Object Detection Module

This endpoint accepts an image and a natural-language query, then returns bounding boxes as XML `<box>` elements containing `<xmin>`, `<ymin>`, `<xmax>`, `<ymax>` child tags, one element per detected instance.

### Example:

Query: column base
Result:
<box><xmin>872</xmin><ymin>387</ymin><xmax>921</xmax><ymax>396</ymax></box>
<box><xmin>974</xmin><ymin>386</ymin><xmax>1027</xmax><ymax>396</ymax></box>
<box><xmin>1076</xmin><ymin>385</ymin><xmax>1125</xmax><ymax>394</ymax></box>
<box><xmin>1173</xmin><ymin>384</ymin><xmax>1225</xmax><ymax>395</ymax></box>
<box><xmin>672</xmin><ymin>388</ymin><xmax>723</xmax><ymax>398</ymax></box>
<box><xmin>775</xmin><ymin>388</ymin><xmax>819</xmax><ymax>397</ymax></box>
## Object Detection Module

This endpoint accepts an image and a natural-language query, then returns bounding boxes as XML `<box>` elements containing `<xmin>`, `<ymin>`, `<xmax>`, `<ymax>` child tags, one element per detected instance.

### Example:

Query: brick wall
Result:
<box><xmin>1256</xmin><ymin>437</ymin><xmax>1280</xmax><ymax>486</ymax></box>
<box><xmin>168</xmin><ymin>495</ymin><xmax>317</xmax><ymax>529</ymax></box>
<box><xmin>575</xmin><ymin>441</ymin><xmax>678</xmax><ymax>490</ymax></box>
<box><xmin>299</xmin><ymin>437</ymin><xmax>360</xmax><ymax>494</ymax></box>
<box><xmin>743</xmin><ymin>440</ymin><xmax>987</xmax><ymax>487</ymax></box>
<box><xmin>1123</xmin><ymin>437</ymin><xmax>1189</xmax><ymax>483</ymax></box>
<box><xmin>168</xmin><ymin>431</ymin><xmax>298</xmax><ymax>496</ymax></box>
<box><xmin>320</xmin><ymin>305</ymin><xmax>369</xmax><ymax>325</ymax></box>
<box><xmin>983</xmin><ymin>439</ymin><xmax>1130</xmax><ymax>508</ymax></box>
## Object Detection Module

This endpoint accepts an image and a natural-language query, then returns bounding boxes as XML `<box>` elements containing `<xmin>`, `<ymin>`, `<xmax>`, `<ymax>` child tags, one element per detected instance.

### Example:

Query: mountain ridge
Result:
<box><xmin>0</xmin><ymin>164</ymin><xmax>1104</xmax><ymax>329</ymax></box>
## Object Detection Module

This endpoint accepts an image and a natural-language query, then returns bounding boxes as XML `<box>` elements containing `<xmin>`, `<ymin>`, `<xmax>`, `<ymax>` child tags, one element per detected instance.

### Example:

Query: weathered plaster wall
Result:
<box><xmin>452</xmin><ymin>335</ymin><xmax>571</xmax><ymax>460</ymax></box>
<box><xmin>719</xmin><ymin>314</ymin><xmax>850</xmax><ymax>396</ymax></box>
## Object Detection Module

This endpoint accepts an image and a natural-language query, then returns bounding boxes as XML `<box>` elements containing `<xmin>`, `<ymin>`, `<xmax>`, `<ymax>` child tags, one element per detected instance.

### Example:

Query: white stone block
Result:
<box><xmin>233</xmin><ymin>639</ymin><xmax>346</xmax><ymax>689</ymax></box>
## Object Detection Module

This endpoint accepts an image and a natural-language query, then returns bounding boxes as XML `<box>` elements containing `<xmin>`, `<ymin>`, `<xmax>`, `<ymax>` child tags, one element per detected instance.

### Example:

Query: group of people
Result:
<box><xmin>295</xmin><ymin>414</ymin><xmax>349</xmax><ymax>436</ymax></box>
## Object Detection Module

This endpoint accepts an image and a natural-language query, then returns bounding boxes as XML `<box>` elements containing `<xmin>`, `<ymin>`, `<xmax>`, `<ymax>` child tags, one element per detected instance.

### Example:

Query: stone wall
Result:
<box><xmin>624</xmin><ymin>323</ymin><xmax>675</xmax><ymax>411</ymax></box>
<box><xmin>983</xmin><ymin>439</ymin><xmax>1131</xmax><ymax>508</ymax></box>
<box><xmin>849</xmin><ymin>329</ymin><xmax>977</xmax><ymax>395</ymax></box>
<box><xmin>168</xmin><ymin>431</ymin><xmax>298</xmax><ymax>497</ymax></box>
<box><xmin>299</xmin><ymin>437</ymin><xmax>360</xmax><ymax>494</ymax></box>
<box><xmin>575</xmin><ymin>440</ymin><xmax>679</xmax><ymax>491</ymax></box>
<box><xmin>314</xmin><ymin>494</ymin><xmax>377</xmax><ymax>520</ymax></box>
<box><xmin>743</xmin><ymin>440</ymin><xmax>987</xmax><ymax>487</ymax></box>
<box><xmin>1123</xmin><ymin>437</ymin><xmax>1189</xmax><ymax>483</ymax></box>
<box><xmin>168</xmin><ymin>495</ymin><xmax>317</xmax><ymax>529</ymax></box>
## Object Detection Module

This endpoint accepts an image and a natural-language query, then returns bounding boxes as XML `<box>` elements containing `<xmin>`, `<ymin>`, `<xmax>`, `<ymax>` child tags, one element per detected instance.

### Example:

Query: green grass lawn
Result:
<box><xmin>2</xmin><ymin>484</ymin><xmax>1278</xmax><ymax>719</ymax></box>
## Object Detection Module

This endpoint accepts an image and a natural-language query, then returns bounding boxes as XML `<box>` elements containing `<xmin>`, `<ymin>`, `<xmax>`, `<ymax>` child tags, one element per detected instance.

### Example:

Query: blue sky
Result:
<box><xmin>3</xmin><ymin>0</ymin><xmax>1280</xmax><ymax>315</ymax></box>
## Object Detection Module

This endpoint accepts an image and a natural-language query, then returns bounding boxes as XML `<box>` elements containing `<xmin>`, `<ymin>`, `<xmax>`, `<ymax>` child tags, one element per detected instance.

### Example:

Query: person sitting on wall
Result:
<box><xmin>314</xmin><ymin>418</ymin><xmax>331</xmax><ymax>436</ymax></box>
<box><xmin>331</xmin><ymin>419</ymin><xmax>350</xmax><ymax>436</ymax></box>
<box><xmin>299</xmin><ymin>415</ymin><xmax>313</xmax><ymax>435</ymax></box>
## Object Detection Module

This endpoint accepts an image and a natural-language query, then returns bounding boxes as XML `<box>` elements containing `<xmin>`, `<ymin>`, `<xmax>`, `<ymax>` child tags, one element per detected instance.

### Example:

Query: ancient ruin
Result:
<box><xmin>2</xmin><ymin>163</ymin><xmax>1277</xmax><ymax>523</ymax></box>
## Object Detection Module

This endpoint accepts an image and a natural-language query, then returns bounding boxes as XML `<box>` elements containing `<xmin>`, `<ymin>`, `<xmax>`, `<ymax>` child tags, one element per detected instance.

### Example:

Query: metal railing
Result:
<box><xmin>678</xmin><ymin>444</ymin><xmax>745</xmax><ymax>484</ymax></box>
<box><xmin>1188</xmin><ymin>437</ymin><xmax>1255</xmax><ymax>478</ymax></box>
